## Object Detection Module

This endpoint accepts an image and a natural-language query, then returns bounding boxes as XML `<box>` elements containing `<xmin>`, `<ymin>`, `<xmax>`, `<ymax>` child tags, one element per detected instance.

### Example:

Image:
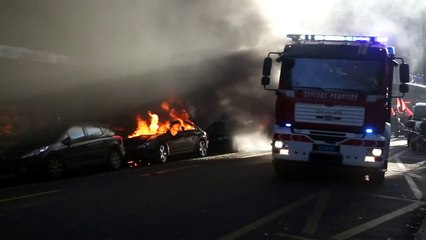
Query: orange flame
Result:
<box><xmin>128</xmin><ymin>100</ymin><xmax>195</xmax><ymax>138</ymax></box>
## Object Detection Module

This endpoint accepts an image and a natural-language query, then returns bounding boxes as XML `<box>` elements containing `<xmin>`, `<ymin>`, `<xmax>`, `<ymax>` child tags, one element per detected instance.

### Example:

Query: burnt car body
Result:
<box><xmin>0</xmin><ymin>122</ymin><xmax>125</xmax><ymax>179</ymax></box>
<box><xmin>126</xmin><ymin>121</ymin><xmax>208</xmax><ymax>164</ymax></box>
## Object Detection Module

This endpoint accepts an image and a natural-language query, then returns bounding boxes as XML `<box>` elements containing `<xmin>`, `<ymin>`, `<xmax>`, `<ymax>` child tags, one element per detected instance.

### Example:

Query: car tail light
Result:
<box><xmin>114</xmin><ymin>135</ymin><xmax>123</xmax><ymax>143</ymax></box>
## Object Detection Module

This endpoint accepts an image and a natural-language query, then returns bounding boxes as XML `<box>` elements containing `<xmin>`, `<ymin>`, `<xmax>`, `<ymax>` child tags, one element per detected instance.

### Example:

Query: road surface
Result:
<box><xmin>0</xmin><ymin>138</ymin><xmax>425</xmax><ymax>239</ymax></box>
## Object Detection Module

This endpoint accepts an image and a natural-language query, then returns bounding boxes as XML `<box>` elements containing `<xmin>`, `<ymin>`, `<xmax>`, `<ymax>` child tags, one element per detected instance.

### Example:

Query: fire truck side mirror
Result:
<box><xmin>263</xmin><ymin>57</ymin><xmax>272</xmax><ymax>76</ymax></box>
<box><xmin>399</xmin><ymin>83</ymin><xmax>409</xmax><ymax>93</ymax></box>
<box><xmin>261</xmin><ymin>76</ymin><xmax>271</xmax><ymax>86</ymax></box>
<box><xmin>399</xmin><ymin>64</ymin><xmax>409</xmax><ymax>83</ymax></box>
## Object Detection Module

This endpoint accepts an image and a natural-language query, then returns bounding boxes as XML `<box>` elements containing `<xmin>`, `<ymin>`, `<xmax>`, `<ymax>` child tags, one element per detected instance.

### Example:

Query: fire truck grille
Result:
<box><xmin>295</xmin><ymin>103</ymin><xmax>365</xmax><ymax>127</ymax></box>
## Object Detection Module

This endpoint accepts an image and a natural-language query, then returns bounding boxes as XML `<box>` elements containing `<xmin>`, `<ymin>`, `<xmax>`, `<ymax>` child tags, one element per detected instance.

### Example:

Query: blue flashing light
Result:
<box><xmin>365</xmin><ymin>128</ymin><xmax>374</xmax><ymax>134</ymax></box>
<box><xmin>285</xmin><ymin>123</ymin><xmax>292</xmax><ymax>128</ymax></box>
<box><xmin>287</xmin><ymin>34</ymin><xmax>388</xmax><ymax>44</ymax></box>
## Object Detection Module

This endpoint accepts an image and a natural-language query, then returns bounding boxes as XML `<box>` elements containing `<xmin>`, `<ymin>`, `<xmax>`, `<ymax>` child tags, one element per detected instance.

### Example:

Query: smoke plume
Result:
<box><xmin>0</xmin><ymin>0</ymin><xmax>425</xmax><ymax>151</ymax></box>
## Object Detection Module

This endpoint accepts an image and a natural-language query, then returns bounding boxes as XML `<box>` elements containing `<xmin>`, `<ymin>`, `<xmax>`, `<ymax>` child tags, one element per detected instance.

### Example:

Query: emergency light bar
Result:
<box><xmin>287</xmin><ymin>34</ymin><xmax>388</xmax><ymax>44</ymax></box>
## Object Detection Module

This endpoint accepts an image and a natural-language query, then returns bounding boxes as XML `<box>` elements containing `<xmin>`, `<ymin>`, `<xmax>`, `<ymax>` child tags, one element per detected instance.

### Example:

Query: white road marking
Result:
<box><xmin>303</xmin><ymin>190</ymin><xmax>331</xmax><ymax>235</ymax></box>
<box><xmin>389</xmin><ymin>149</ymin><xmax>408</xmax><ymax>159</ymax></box>
<box><xmin>0</xmin><ymin>189</ymin><xmax>62</xmax><ymax>204</ymax></box>
<box><xmin>394</xmin><ymin>157</ymin><xmax>423</xmax><ymax>200</ymax></box>
<box><xmin>184</xmin><ymin>153</ymin><xmax>239</xmax><ymax>162</ymax></box>
<box><xmin>240</xmin><ymin>152</ymin><xmax>271</xmax><ymax>159</ymax></box>
<box><xmin>331</xmin><ymin>201</ymin><xmax>423</xmax><ymax>240</ymax></box>
<box><xmin>275</xmin><ymin>232</ymin><xmax>316</xmax><ymax>240</ymax></box>
<box><xmin>408</xmin><ymin>173</ymin><xmax>424</xmax><ymax>179</ymax></box>
<box><xmin>184</xmin><ymin>151</ymin><xmax>270</xmax><ymax>162</ymax></box>
<box><xmin>359</xmin><ymin>192</ymin><xmax>423</xmax><ymax>203</ymax></box>
<box><xmin>218</xmin><ymin>191</ymin><xmax>325</xmax><ymax>240</ymax></box>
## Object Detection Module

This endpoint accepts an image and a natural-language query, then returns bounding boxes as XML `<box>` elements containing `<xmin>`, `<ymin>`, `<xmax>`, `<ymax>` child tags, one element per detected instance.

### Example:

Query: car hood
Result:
<box><xmin>0</xmin><ymin>138</ymin><xmax>53</xmax><ymax>161</ymax></box>
<box><xmin>125</xmin><ymin>134</ymin><xmax>162</xmax><ymax>148</ymax></box>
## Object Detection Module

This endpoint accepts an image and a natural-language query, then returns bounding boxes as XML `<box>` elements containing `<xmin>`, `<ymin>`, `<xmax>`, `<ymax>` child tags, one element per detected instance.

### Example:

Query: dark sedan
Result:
<box><xmin>0</xmin><ymin>122</ymin><xmax>125</xmax><ymax>179</ymax></box>
<box><xmin>126</xmin><ymin>120</ymin><xmax>208</xmax><ymax>164</ymax></box>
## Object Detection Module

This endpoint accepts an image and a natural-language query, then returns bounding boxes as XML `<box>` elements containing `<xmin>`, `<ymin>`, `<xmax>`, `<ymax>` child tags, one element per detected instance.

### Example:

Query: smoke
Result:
<box><xmin>257</xmin><ymin>0</ymin><xmax>426</xmax><ymax>72</ymax></box>
<box><xmin>0</xmin><ymin>0</ymin><xmax>425</xmax><ymax>151</ymax></box>
<box><xmin>0</xmin><ymin>0</ymin><xmax>267</xmax><ymax>100</ymax></box>
<box><xmin>1</xmin><ymin>0</ymin><xmax>424</xmax><ymax>101</ymax></box>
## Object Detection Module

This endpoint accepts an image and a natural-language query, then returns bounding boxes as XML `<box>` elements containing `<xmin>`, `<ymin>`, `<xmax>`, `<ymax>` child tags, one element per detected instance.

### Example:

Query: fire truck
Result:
<box><xmin>261</xmin><ymin>34</ymin><xmax>410</xmax><ymax>183</ymax></box>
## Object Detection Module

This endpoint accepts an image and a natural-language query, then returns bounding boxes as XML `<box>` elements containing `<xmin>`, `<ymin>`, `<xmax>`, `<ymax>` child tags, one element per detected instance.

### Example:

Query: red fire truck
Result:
<box><xmin>261</xmin><ymin>34</ymin><xmax>410</xmax><ymax>183</ymax></box>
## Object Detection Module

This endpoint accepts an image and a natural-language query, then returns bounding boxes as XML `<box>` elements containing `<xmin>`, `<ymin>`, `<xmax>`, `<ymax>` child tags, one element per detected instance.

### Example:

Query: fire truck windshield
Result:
<box><xmin>282</xmin><ymin>58</ymin><xmax>381</xmax><ymax>94</ymax></box>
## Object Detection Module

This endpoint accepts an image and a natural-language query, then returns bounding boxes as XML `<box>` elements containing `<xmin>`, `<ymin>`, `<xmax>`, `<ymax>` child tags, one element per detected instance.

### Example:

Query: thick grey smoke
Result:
<box><xmin>0</xmin><ymin>0</ymin><xmax>266</xmax><ymax>100</ymax></box>
<box><xmin>0</xmin><ymin>0</ymin><xmax>425</xmax><ymax>151</ymax></box>
<box><xmin>257</xmin><ymin>0</ymin><xmax>426</xmax><ymax>72</ymax></box>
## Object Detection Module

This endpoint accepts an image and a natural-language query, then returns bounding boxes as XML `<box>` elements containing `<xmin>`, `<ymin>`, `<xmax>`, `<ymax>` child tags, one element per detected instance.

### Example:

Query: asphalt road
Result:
<box><xmin>0</xmin><ymin>138</ymin><xmax>425</xmax><ymax>240</ymax></box>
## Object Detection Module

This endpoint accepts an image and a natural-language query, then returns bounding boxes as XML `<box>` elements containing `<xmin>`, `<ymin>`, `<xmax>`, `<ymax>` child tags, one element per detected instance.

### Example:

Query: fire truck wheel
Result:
<box><xmin>158</xmin><ymin>144</ymin><xmax>168</xmax><ymax>163</ymax></box>
<box><xmin>369</xmin><ymin>172</ymin><xmax>385</xmax><ymax>184</ymax></box>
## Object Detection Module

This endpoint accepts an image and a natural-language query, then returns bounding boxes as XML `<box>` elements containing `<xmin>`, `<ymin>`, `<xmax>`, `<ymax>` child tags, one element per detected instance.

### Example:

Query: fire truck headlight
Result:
<box><xmin>274</xmin><ymin>140</ymin><xmax>284</xmax><ymax>148</ymax></box>
<box><xmin>364</xmin><ymin>148</ymin><xmax>383</xmax><ymax>162</ymax></box>
<box><xmin>372</xmin><ymin>148</ymin><xmax>383</xmax><ymax>157</ymax></box>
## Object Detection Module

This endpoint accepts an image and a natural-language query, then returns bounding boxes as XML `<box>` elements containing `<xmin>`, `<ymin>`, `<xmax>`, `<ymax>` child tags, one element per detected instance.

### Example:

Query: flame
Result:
<box><xmin>128</xmin><ymin>100</ymin><xmax>195</xmax><ymax>138</ymax></box>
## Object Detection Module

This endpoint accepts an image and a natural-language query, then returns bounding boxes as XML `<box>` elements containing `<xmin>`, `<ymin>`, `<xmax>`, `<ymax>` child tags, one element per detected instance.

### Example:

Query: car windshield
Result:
<box><xmin>282</xmin><ymin>58</ymin><xmax>382</xmax><ymax>94</ymax></box>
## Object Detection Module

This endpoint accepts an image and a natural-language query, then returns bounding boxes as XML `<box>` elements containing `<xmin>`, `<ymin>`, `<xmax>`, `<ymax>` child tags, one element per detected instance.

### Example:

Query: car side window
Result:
<box><xmin>85</xmin><ymin>125</ymin><xmax>103</xmax><ymax>137</ymax></box>
<box><xmin>67</xmin><ymin>126</ymin><xmax>85</xmax><ymax>141</ymax></box>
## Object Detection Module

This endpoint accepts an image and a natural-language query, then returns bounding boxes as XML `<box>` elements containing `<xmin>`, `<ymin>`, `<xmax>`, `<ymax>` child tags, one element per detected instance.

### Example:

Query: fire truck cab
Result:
<box><xmin>261</xmin><ymin>34</ymin><xmax>410</xmax><ymax>183</ymax></box>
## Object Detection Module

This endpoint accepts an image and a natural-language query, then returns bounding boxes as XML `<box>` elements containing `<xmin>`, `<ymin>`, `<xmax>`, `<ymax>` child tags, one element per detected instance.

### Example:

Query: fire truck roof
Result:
<box><xmin>287</xmin><ymin>34</ymin><xmax>388</xmax><ymax>45</ymax></box>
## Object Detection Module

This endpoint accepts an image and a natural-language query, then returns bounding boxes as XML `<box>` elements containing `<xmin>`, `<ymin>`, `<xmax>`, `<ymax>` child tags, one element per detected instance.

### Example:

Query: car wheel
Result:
<box><xmin>197</xmin><ymin>140</ymin><xmax>208</xmax><ymax>157</ymax></box>
<box><xmin>108</xmin><ymin>149</ymin><xmax>122</xmax><ymax>170</ymax></box>
<box><xmin>158</xmin><ymin>144</ymin><xmax>168</xmax><ymax>163</ymax></box>
<box><xmin>46</xmin><ymin>156</ymin><xmax>65</xmax><ymax>179</ymax></box>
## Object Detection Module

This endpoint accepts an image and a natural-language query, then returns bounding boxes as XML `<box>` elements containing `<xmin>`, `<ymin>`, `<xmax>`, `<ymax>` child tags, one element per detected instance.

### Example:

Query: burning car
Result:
<box><xmin>126</xmin><ymin>120</ymin><xmax>208</xmax><ymax>164</ymax></box>
<box><xmin>125</xmin><ymin>100</ymin><xmax>209</xmax><ymax>164</ymax></box>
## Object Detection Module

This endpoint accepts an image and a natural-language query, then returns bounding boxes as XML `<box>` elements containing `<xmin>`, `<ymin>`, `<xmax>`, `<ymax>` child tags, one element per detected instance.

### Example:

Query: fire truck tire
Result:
<box><xmin>158</xmin><ymin>144</ymin><xmax>168</xmax><ymax>163</ymax></box>
<box><xmin>369</xmin><ymin>171</ymin><xmax>385</xmax><ymax>184</ymax></box>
